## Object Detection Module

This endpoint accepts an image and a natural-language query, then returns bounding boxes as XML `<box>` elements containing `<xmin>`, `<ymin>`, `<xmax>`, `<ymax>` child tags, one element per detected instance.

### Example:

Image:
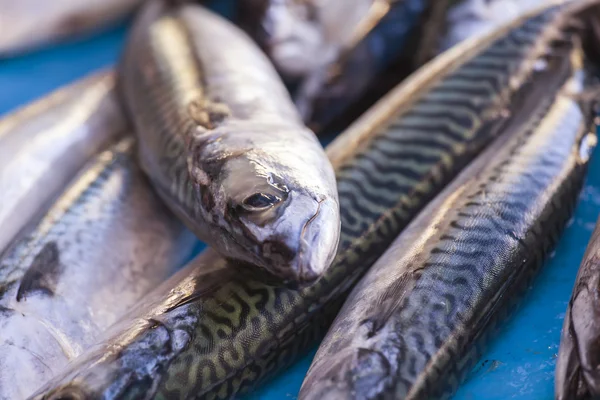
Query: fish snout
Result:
<box><xmin>258</xmin><ymin>195</ymin><xmax>339</xmax><ymax>286</ymax></box>
<box><xmin>293</xmin><ymin>197</ymin><xmax>340</xmax><ymax>285</ymax></box>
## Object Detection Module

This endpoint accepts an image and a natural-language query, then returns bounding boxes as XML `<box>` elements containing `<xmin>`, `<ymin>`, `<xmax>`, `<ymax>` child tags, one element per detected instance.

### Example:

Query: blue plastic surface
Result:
<box><xmin>2</xmin><ymin>24</ymin><xmax>600</xmax><ymax>400</ymax></box>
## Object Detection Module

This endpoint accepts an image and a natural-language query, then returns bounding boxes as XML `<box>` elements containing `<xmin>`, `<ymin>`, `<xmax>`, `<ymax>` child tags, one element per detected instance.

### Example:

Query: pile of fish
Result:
<box><xmin>1</xmin><ymin>0</ymin><xmax>600</xmax><ymax>399</ymax></box>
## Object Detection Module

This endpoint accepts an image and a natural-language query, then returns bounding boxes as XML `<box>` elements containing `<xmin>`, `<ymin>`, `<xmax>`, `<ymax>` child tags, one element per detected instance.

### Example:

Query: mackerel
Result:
<box><xmin>300</xmin><ymin>3</ymin><xmax>600</xmax><ymax>399</ymax></box>
<box><xmin>30</xmin><ymin>2</ymin><xmax>580</xmax><ymax>398</ymax></box>
<box><xmin>120</xmin><ymin>1</ymin><xmax>339</xmax><ymax>285</ymax></box>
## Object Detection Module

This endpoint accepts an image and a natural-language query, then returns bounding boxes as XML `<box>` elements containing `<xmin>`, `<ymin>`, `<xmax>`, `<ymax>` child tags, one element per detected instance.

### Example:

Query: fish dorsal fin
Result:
<box><xmin>16</xmin><ymin>242</ymin><xmax>61</xmax><ymax>302</ymax></box>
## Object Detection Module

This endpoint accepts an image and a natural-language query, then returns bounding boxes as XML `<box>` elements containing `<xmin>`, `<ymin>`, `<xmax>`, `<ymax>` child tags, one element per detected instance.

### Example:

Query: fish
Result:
<box><xmin>299</xmin><ymin>4</ymin><xmax>600</xmax><ymax>399</ymax></box>
<box><xmin>0</xmin><ymin>137</ymin><xmax>197</xmax><ymax>400</ymax></box>
<box><xmin>0</xmin><ymin>71</ymin><xmax>124</xmax><ymax>256</ymax></box>
<box><xmin>119</xmin><ymin>1</ymin><xmax>340</xmax><ymax>286</ymax></box>
<box><xmin>31</xmin><ymin>0</ymin><xmax>569</xmax><ymax>397</ymax></box>
<box><xmin>294</xmin><ymin>0</ymin><xmax>451</xmax><ymax>133</ymax></box>
<box><xmin>0</xmin><ymin>0</ymin><xmax>143</xmax><ymax>56</ymax></box>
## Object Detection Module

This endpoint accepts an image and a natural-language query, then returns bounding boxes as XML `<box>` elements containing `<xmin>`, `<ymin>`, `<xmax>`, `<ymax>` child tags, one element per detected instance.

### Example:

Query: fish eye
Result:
<box><xmin>242</xmin><ymin>193</ymin><xmax>281</xmax><ymax>211</ymax></box>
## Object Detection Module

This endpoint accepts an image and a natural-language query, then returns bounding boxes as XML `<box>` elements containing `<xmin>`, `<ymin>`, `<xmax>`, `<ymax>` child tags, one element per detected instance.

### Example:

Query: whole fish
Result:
<box><xmin>0</xmin><ymin>71</ymin><xmax>124</xmax><ymax>256</ymax></box>
<box><xmin>32</xmin><ymin>0</ymin><xmax>563</xmax><ymax>397</ymax></box>
<box><xmin>294</xmin><ymin>0</ymin><xmax>451</xmax><ymax>133</ymax></box>
<box><xmin>119</xmin><ymin>1</ymin><xmax>340</xmax><ymax>285</ymax></box>
<box><xmin>299</xmin><ymin>4</ymin><xmax>600</xmax><ymax>399</ymax></box>
<box><xmin>0</xmin><ymin>0</ymin><xmax>143</xmax><ymax>56</ymax></box>
<box><xmin>0</xmin><ymin>137</ymin><xmax>196</xmax><ymax>400</ymax></box>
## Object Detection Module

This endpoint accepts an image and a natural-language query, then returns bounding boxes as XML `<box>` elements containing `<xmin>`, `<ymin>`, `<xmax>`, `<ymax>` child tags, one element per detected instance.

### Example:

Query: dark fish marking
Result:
<box><xmin>16</xmin><ymin>242</ymin><xmax>62</xmax><ymax>302</ymax></box>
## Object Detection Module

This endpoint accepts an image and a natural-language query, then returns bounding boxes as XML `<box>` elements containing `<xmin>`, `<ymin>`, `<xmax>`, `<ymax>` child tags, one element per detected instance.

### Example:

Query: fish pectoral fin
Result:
<box><xmin>16</xmin><ymin>242</ymin><xmax>62</xmax><ymax>302</ymax></box>
<box><xmin>360</xmin><ymin>271</ymin><xmax>417</xmax><ymax>338</ymax></box>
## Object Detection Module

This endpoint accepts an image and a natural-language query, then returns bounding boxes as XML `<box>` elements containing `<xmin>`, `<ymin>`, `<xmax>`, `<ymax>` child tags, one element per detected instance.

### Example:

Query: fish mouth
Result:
<box><xmin>255</xmin><ymin>194</ymin><xmax>339</xmax><ymax>287</ymax></box>
<box><xmin>293</xmin><ymin>197</ymin><xmax>340</xmax><ymax>285</ymax></box>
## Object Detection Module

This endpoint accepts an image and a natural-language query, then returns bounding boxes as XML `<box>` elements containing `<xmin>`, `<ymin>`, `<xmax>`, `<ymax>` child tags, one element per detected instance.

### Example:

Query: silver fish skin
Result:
<box><xmin>299</xmin><ymin>4</ymin><xmax>600</xmax><ymax>399</ymax></box>
<box><xmin>0</xmin><ymin>0</ymin><xmax>143</xmax><ymax>56</ymax></box>
<box><xmin>0</xmin><ymin>71</ymin><xmax>124</xmax><ymax>256</ymax></box>
<box><xmin>255</xmin><ymin>0</ymin><xmax>373</xmax><ymax>80</ymax></box>
<box><xmin>120</xmin><ymin>1</ymin><xmax>340</xmax><ymax>285</ymax></box>
<box><xmin>0</xmin><ymin>137</ymin><xmax>196</xmax><ymax>400</ymax></box>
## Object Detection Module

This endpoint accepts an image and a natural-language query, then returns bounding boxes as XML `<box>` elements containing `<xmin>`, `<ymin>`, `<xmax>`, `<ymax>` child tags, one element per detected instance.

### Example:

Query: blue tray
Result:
<box><xmin>2</xmin><ymin>24</ymin><xmax>598</xmax><ymax>400</ymax></box>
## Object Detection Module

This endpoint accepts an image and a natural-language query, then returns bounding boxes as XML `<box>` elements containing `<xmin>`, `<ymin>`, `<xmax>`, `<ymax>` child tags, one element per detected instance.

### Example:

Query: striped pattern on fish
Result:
<box><xmin>299</xmin><ymin>2</ymin><xmax>600</xmax><ymax>399</ymax></box>
<box><xmin>28</xmin><ymin>3</ymin><xmax>591</xmax><ymax>400</ymax></box>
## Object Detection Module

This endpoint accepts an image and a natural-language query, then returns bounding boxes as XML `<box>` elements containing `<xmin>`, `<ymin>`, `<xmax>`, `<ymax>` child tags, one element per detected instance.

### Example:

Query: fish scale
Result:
<box><xmin>30</xmin><ymin>3</ymin><xmax>589</xmax><ymax>400</ymax></box>
<box><xmin>299</xmin><ymin>4</ymin><xmax>600</xmax><ymax>398</ymax></box>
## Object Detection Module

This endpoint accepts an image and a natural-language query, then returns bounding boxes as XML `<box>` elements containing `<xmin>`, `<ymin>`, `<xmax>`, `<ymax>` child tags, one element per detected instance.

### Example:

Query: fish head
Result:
<box><xmin>188</xmin><ymin>126</ymin><xmax>340</xmax><ymax>286</ymax></box>
<box><xmin>219</xmin><ymin>151</ymin><xmax>339</xmax><ymax>285</ymax></box>
<box><xmin>261</xmin><ymin>0</ymin><xmax>324</xmax><ymax>78</ymax></box>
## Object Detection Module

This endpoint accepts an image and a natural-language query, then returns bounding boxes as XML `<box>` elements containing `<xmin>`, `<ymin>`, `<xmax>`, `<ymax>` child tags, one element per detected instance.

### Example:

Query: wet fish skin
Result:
<box><xmin>0</xmin><ymin>71</ymin><xmax>124</xmax><ymax>256</ymax></box>
<box><xmin>119</xmin><ymin>1</ymin><xmax>339</xmax><ymax>286</ymax></box>
<box><xmin>299</xmin><ymin>6</ymin><xmax>600</xmax><ymax>400</ymax></box>
<box><xmin>249</xmin><ymin>0</ymin><xmax>373</xmax><ymax>80</ymax></box>
<box><xmin>30</xmin><ymin>2</ymin><xmax>574</xmax><ymax>398</ymax></box>
<box><xmin>295</xmin><ymin>0</ymin><xmax>450</xmax><ymax>133</ymax></box>
<box><xmin>0</xmin><ymin>0</ymin><xmax>143</xmax><ymax>56</ymax></box>
<box><xmin>0</xmin><ymin>137</ymin><xmax>196</xmax><ymax>400</ymax></box>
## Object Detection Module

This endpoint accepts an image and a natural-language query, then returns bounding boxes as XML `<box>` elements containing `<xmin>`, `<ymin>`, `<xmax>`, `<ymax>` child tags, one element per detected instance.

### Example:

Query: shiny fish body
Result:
<box><xmin>300</xmin><ymin>5</ymin><xmax>600</xmax><ymax>400</ymax></box>
<box><xmin>120</xmin><ymin>1</ymin><xmax>339</xmax><ymax>285</ymax></box>
<box><xmin>0</xmin><ymin>71</ymin><xmax>124</xmax><ymax>256</ymax></box>
<box><xmin>0</xmin><ymin>137</ymin><xmax>196</xmax><ymax>400</ymax></box>
<box><xmin>32</xmin><ymin>3</ymin><xmax>571</xmax><ymax>398</ymax></box>
<box><xmin>245</xmin><ymin>0</ymin><xmax>373</xmax><ymax>80</ymax></box>
<box><xmin>556</xmin><ymin>226</ymin><xmax>600</xmax><ymax>396</ymax></box>
<box><xmin>0</xmin><ymin>0</ymin><xmax>143</xmax><ymax>56</ymax></box>
<box><xmin>295</xmin><ymin>0</ymin><xmax>450</xmax><ymax>133</ymax></box>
